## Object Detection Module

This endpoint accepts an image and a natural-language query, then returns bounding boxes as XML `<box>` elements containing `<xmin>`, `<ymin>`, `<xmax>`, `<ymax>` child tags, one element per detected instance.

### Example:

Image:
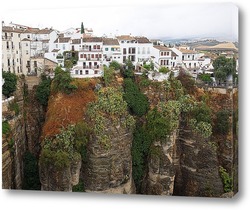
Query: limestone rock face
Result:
<box><xmin>40</xmin><ymin>158</ymin><xmax>81</xmax><ymax>191</ymax></box>
<box><xmin>142</xmin><ymin>130</ymin><xmax>178</xmax><ymax>195</ymax></box>
<box><xmin>24</xmin><ymin>87</ymin><xmax>45</xmax><ymax>156</ymax></box>
<box><xmin>174</xmin><ymin>125</ymin><xmax>224</xmax><ymax>197</ymax></box>
<box><xmin>84</xmin><ymin>118</ymin><xmax>135</xmax><ymax>194</ymax></box>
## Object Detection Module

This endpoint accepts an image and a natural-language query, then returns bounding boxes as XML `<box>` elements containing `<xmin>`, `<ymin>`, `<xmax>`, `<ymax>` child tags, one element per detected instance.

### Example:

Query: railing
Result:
<box><xmin>80</xmin><ymin>57</ymin><xmax>101</xmax><ymax>61</ymax></box>
<box><xmin>82</xmin><ymin>65</ymin><xmax>100</xmax><ymax>69</ymax></box>
<box><xmin>79</xmin><ymin>47</ymin><xmax>102</xmax><ymax>52</ymax></box>
<box><xmin>2</xmin><ymin>35</ymin><xmax>11</xmax><ymax>41</ymax></box>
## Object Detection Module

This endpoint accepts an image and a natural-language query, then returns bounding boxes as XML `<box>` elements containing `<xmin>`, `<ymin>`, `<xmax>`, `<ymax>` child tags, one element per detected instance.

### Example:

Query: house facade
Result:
<box><xmin>102</xmin><ymin>38</ymin><xmax>122</xmax><ymax>66</ymax></box>
<box><xmin>71</xmin><ymin>37</ymin><xmax>103</xmax><ymax>78</ymax></box>
<box><xmin>2</xmin><ymin>26</ymin><xmax>23</xmax><ymax>74</ymax></box>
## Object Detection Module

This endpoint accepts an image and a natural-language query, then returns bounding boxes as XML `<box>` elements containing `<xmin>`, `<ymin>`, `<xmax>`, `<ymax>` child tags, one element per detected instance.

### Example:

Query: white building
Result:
<box><xmin>71</xmin><ymin>37</ymin><xmax>103</xmax><ymax>78</ymax></box>
<box><xmin>171</xmin><ymin>47</ymin><xmax>200</xmax><ymax>70</ymax></box>
<box><xmin>116</xmin><ymin>35</ymin><xmax>138</xmax><ymax>64</ymax></box>
<box><xmin>135</xmin><ymin>37</ymin><xmax>153</xmax><ymax>64</ymax></box>
<box><xmin>2</xmin><ymin>26</ymin><xmax>23</xmax><ymax>74</ymax></box>
<box><xmin>102</xmin><ymin>38</ymin><xmax>122</xmax><ymax>66</ymax></box>
<box><xmin>152</xmin><ymin>45</ymin><xmax>174</xmax><ymax>70</ymax></box>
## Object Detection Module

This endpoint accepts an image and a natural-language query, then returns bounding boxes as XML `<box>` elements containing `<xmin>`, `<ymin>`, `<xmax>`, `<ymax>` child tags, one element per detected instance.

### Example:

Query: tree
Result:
<box><xmin>213</xmin><ymin>56</ymin><xmax>236</xmax><ymax>82</ymax></box>
<box><xmin>103</xmin><ymin>66</ymin><xmax>115</xmax><ymax>86</ymax></box>
<box><xmin>81</xmin><ymin>22</ymin><xmax>85</xmax><ymax>34</ymax></box>
<box><xmin>109</xmin><ymin>61</ymin><xmax>121</xmax><ymax>70</ymax></box>
<box><xmin>35</xmin><ymin>75</ymin><xmax>51</xmax><ymax>106</ymax></box>
<box><xmin>2</xmin><ymin>71</ymin><xmax>17</xmax><ymax>98</ymax></box>
<box><xmin>122</xmin><ymin>59</ymin><xmax>134</xmax><ymax>78</ymax></box>
<box><xmin>159</xmin><ymin>66</ymin><xmax>170</xmax><ymax>74</ymax></box>
<box><xmin>200</xmin><ymin>73</ymin><xmax>213</xmax><ymax>83</ymax></box>
<box><xmin>123</xmin><ymin>78</ymin><xmax>149</xmax><ymax>116</ymax></box>
<box><xmin>52</xmin><ymin>66</ymin><xmax>77</xmax><ymax>94</ymax></box>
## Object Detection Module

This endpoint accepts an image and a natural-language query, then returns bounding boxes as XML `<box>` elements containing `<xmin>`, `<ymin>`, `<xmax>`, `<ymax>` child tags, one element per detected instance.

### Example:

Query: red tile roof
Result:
<box><xmin>153</xmin><ymin>45</ymin><xmax>171</xmax><ymax>51</ymax></box>
<box><xmin>103</xmin><ymin>38</ymin><xmax>119</xmax><ymax>45</ymax></box>
<box><xmin>54</xmin><ymin>37</ymin><xmax>71</xmax><ymax>43</ymax></box>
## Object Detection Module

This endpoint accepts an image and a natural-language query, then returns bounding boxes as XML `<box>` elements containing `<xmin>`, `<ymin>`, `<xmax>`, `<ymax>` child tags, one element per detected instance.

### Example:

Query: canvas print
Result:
<box><xmin>2</xmin><ymin>3</ymin><xmax>238</xmax><ymax>198</ymax></box>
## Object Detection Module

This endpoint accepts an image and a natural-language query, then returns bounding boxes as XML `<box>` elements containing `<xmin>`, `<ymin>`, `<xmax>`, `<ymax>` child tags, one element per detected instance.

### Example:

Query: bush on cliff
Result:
<box><xmin>35</xmin><ymin>74</ymin><xmax>51</xmax><ymax>106</ymax></box>
<box><xmin>2</xmin><ymin>71</ymin><xmax>17</xmax><ymax>98</ymax></box>
<box><xmin>123</xmin><ymin>78</ymin><xmax>149</xmax><ymax>117</ymax></box>
<box><xmin>52</xmin><ymin>66</ymin><xmax>77</xmax><ymax>94</ymax></box>
<box><xmin>215</xmin><ymin>110</ymin><xmax>231</xmax><ymax>135</ymax></box>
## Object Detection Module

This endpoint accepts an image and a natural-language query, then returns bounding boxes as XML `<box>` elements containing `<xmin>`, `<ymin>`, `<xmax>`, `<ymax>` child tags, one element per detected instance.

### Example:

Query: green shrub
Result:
<box><xmin>72</xmin><ymin>179</ymin><xmax>85</xmax><ymax>192</ymax></box>
<box><xmin>132</xmin><ymin>125</ymin><xmax>152</xmax><ymax>191</ymax></box>
<box><xmin>52</xmin><ymin>66</ymin><xmax>77</xmax><ymax>94</ymax></box>
<box><xmin>109</xmin><ymin>60</ymin><xmax>121</xmax><ymax>70</ymax></box>
<box><xmin>123</xmin><ymin>78</ymin><xmax>149</xmax><ymax>117</ymax></box>
<box><xmin>200</xmin><ymin>74</ymin><xmax>213</xmax><ymax>83</ymax></box>
<box><xmin>103</xmin><ymin>66</ymin><xmax>115</xmax><ymax>86</ymax></box>
<box><xmin>2</xmin><ymin>71</ymin><xmax>17</xmax><ymax>98</ymax></box>
<box><xmin>159</xmin><ymin>66</ymin><xmax>169</xmax><ymax>74</ymax></box>
<box><xmin>216</xmin><ymin>110</ymin><xmax>231</xmax><ymax>135</ymax></box>
<box><xmin>219</xmin><ymin>166</ymin><xmax>233</xmax><ymax>193</ymax></box>
<box><xmin>35</xmin><ymin>75</ymin><xmax>51</xmax><ymax>106</ymax></box>
<box><xmin>9</xmin><ymin>101</ymin><xmax>20</xmax><ymax>116</ymax></box>
<box><xmin>192</xmin><ymin>103</ymin><xmax>212</xmax><ymax>124</ymax></box>
<box><xmin>2</xmin><ymin>121</ymin><xmax>11</xmax><ymax>135</ymax></box>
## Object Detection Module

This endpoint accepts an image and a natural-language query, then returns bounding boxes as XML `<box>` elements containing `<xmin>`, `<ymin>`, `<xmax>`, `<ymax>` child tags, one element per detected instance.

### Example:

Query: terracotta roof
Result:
<box><xmin>72</xmin><ymin>39</ymin><xmax>81</xmax><ymax>44</ymax></box>
<box><xmin>82</xmin><ymin>37</ymin><xmax>103</xmax><ymax>43</ymax></box>
<box><xmin>23</xmin><ymin>28</ymin><xmax>40</xmax><ymax>33</ymax></box>
<box><xmin>2</xmin><ymin>26</ymin><xmax>23</xmax><ymax>33</ymax></box>
<box><xmin>153</xmin><ymin>45</ymin><xmax>171</xmax><ymax>51</ymax></box>
<box><xmin>21</xmin><ymin>38</ymin><xmax>31</xmax><ymax>41</ymax></box>
<box><xmin>54</xmin><ymin>37</ymin><xmax>71</xmax><ymax>43</ymax></box>
<box><xmin>171</xmin><ymin>51</ymin><xmax>178</xmax><ymax>57</ymax></box>
<box><xmin>42</xmin><ymin>39</ymin><xmax>50</xmax><ymax>43</ymax></box>
<box><xmin>51</xmin><ymin>49</ymin><xmax>60</xmax><ymax>52</ymax></box>
<box><xmin>116</xmin><ymin>35</ymin><xmax>135</xmax><ymax>41</ymax></box>
<box><xmin>36</xmin><ymin>29</ymin><xmax>53</xmax><ymax>34</ymax></box>
<box><xmin>179</xmin><ymin>48</ymin><xmax>197</xmax><ymax>54</ymax></box>
<box><xmin>135</xmin><ymin>36</ymin><xmax>151</xmax><ymax>43</ymax></box>
<box><xmin>103</xmin><ymin>38</ymin><xmax>119</xmax><ymax>45</ymax></box>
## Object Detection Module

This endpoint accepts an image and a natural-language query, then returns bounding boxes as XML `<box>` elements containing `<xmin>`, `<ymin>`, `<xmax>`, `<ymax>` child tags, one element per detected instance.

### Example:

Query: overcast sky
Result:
<box><xmin>2</xmin><ymin>2</ymin><xmax>238</xmax><ymax>41</ymax></box>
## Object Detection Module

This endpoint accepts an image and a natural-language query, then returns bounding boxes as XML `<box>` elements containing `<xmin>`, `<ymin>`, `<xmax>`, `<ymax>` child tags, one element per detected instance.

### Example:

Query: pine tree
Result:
<box><xmin>81</xmin><ymin>22</ymin><xmax>85</xmax><ymax>34</ymax></box>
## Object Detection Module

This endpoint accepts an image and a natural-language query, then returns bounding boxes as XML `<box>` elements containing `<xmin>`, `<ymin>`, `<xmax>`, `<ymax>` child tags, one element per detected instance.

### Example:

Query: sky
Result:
<box><xmin>1</xmin><ymin>2</ymin><xmax>238</xmax><ymax>41</ymax></box>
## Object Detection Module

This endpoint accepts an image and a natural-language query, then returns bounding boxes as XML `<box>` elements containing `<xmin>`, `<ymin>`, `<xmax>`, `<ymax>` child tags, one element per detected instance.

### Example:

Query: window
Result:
<box><xmin>167</xmin><ymin>52</ymin><xmax>169</xmax><ymax>56</ymax></box>
<box><xmin>34</xmin><ymin>61</ymin><xmax>37</xmax><ymax>67</ymax></box>
<box><xmin>93</xmin><ymin>45</ymin><xmax>96</xmax><ymax>49</ymax></box>
<box><xmin>111</xmin><ymin>48</ymin><xmax>114</xmax><ymax>51</ymax></box>
<box><xmin>18</xmin><ymin>34</ymin><xmax>20</xmax><ymax>38</ymax></box>
<box><xmin>97</xmin><ymin>45</ymin><xmax>100</xmax><ymax>49</ymax></box>
<box><xmin>6</xmin><ymin>42</ymin><xmax>9</xmax><ymax>49</ymax></box>
<box><xmin>123</xmin><ymin>48</ymin><xmax>127</xmax><ymax>54</ymax></box>
<box><xmin>129</xmin><ymin>47</ymin><xmax>136</xmax><ymax>54</ymax></box>
<box><xmin>7</xmin><ymin>59</ymin><xmax>10</xmax><ymax>66</ymax></box>
<box><xmin>164</xmin><ymin>52</ymin><xmax>166</xmax><ymax>56</ymax></box>
<box><xmin>161</xmin><ymin>52</ymin><xmax>164</xmax><ymax>56</ymax></box>
<box><xmin>80</xmin><ymin>54</ymin><xmax>83</xmax><ymax>58</ymax></box>
<box><xmin>26</xmin><ymin>50</ymin><xmax>29</xmax><ymax>55</ymax></box>
<box><xmin>94</xmin><ymin>70</ymin><xmax>98</xmax><ymax>74</ymax></box>
<box><xmin>105</xmin><ymin>48</ymin><xmax>108</xmax><ymax>51</ymax></box>
<box><xmin>16</xmin><ymin>51</ymin><xmax>18</xmax><ymax>54</ymax></box>
<box><xmin>11</xmin><ymin>33</ymin><xmax>13</xmax><ymax>37</ymax></box>
<box><xmin>160</xmin><ymin>60</ymin><xmax>163</xmax><ymax>65</ymax></box>
<box><xmin>188</xmin><ymin>55</ymin><xmax>190</xmax><ymax>59</ymax></box>
<box><xmin>85</xmin><ymin>70</ymin><xmax>89</xmax><ymax>75</ymax></box>
<box><xmin>26</xmin><ymin>43</ymin><xmax>28</xmax><ymax>47</ymax></box>
<box><xmin>63</xmin><ymin>44</ymin><xmax>65</xmax><ymax>50</ymax></box>
<box><xmin>91</xmin><ymin>54</ymin><xmax>94</xmax><ymax>58</ymax></box>
<box><xmin>17</xmin><ymin>66</ymin><xmax>19</xmax><ymax>73</ymax></box>
<box><xmin>17</xmin><ymin>58</ymin><xmax>19</xmax><ymax>62</ymax></box>
<box><xmin>192</xmin><ymin>55</ymin><xmax>195</xmax><ymax>60</ymax></box>
<box><xmin>95</xmin><ymin>54</ymin><xmax>98</xmax><ymax>58</ymax></box>
<box><xmin>75</xmin><ymin>70</ymin><xmax>79</xmax><ymax>75</ymax></box>
<box><xmin>99</xmin><ymin>54</ymin><xmax>102</xmax><ymax>58</ymax></box>
<box><xmin>182</xmin><ymin>55</ymin><xmax>184</xmax><ymax>60</ymax></box>
<box><xmin>80</xmin><ymin>70</ymin><xmax>83</xmax><ymax>75</ymax></box>
<box><xmin>189</xmin><ymin>63</ymin><xmax>191</xmax><ymax>68</ymax></box>
<box><xmin>166</xmin><ymin>60</ymin><xmax>169</xmax><ymax>65</ymax></box>
<box><xmin>127</xmin><ymin>41</ymin><xmax>129</xmax><ymax>43</ymax></box>
<box><xmin>84</xmin><ymin>54</ymin><xmax>87</xmax><ymax>58</ymax></box>
<box><xmin>94</xmin><ymin>62</ymin><xmax>97</xmax><ymax>66</ymax></box>
<box><xmin>194</xmin><ymin>63</ymin><xmax>196</xmax><ymax>67</ymax></box>
<box><xmin>27</xmin><ymin>35</ymin><xmax>30</xmax><ymax>38</ymax></box>
<box><xmin>56</xmin><ymin>44</ymin><xmax>58</xmax><ymax>48</ymax></box>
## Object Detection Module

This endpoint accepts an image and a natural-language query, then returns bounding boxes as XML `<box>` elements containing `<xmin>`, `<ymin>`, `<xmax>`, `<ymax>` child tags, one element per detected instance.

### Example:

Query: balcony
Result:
<box><xmin>80</xmin><ymin>57</ymin><xmax>101</xmax><ymax>61</ymax></box>
<box><xmin>82</xmin><ymin>65</ymin><xmax>100</xmax><ymax>69</ymax></box>
<box><xmin>2</xmin><ymin>35</ymin><xmax>11</xmax><ymax>41</ymax></box>
<box><xmin>79</xmin><ymin>47</ymin><xmax>102</xmax><ymax>52</ymax></box>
